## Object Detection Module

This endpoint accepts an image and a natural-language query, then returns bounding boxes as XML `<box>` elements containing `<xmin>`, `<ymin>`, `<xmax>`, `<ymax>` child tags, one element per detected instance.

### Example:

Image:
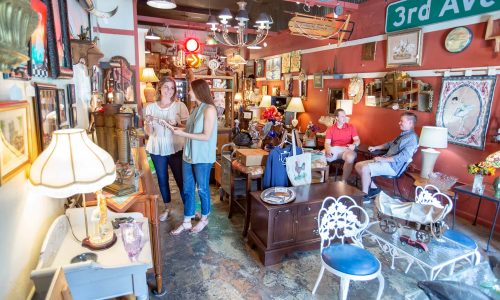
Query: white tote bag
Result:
<box><xmin>286</xmin><ymin>130</ymin><xmax>312</xmax><ymax>186</ymax></box>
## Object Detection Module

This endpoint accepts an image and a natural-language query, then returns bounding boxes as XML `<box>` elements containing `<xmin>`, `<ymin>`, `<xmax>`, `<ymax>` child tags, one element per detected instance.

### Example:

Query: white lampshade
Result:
<box><xmin>420</xmin><ymin>126</ymin><xmax>448</xmax><ymax>149</ymax></box>
<box><xmin>286</xmin><ymin>97</ymin><xmax>305</xmax><ymax>113</ymax></box>
<box><xmin>336</xmin><ymin>99</ymin><xmax>353</xmax><ymax>115</ymax></box>
<box><xmin>234</xmin><ymin>92</ymin><xmax>243</xmax><ymax>101</ymax></box>
<box><xmin>147</xmin><ymin>0</ymin><xmax>176</xmax><ymax>9</ymax></box>
<box><xmin>29</xmin><ymin>129</ymin><xmax>116</xmax><ymax>198</ymax></box>
<box><xmin>259</xmin><ymin>95</ymin><xmax>272</xmax><ymax>108</ymax></box>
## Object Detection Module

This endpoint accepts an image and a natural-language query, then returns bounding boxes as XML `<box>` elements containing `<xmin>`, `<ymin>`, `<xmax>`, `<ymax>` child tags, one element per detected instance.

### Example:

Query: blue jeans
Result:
<box><xmin>182</xmin><ymin>161</ymin><xmax>213</xmax><ymax>217</ymax></box>
<box><xmin>150</xmin><ymin>151</ymin><xmax>185</xmax><ymax>204</ymax></box>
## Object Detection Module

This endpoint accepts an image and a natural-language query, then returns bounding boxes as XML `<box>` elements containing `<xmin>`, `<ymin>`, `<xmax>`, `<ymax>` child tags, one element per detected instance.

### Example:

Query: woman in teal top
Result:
<box><xmin>166</xmin><ymin>79</ymin><xmax>218</xmax><ymax>235</ymax></box>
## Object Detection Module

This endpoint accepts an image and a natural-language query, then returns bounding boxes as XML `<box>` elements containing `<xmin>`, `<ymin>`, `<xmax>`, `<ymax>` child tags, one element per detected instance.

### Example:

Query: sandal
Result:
<box><xmin>159</xmin><ymin>209</ymin><xmax>170</xmax><ymax>222</ymax></box>
<box><xmin>170</xmin><ymin>222</ymin><xmax>192</xmax><ymax>236</ymax></box>
<box><xmin>190</xmin><ymin>219</ymin><xmax>209</xmax><ymax>234</ymax></box>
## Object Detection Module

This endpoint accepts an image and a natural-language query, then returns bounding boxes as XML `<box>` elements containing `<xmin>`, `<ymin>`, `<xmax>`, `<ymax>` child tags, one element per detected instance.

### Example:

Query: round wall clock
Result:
<box><xmin>445</xmin><ymin>27</ymin><xmax>473</xmax><ymax>53</ymax></box>
<box><xmin>348</xmin><ymin>76</ymin><xmax>364</xmax><ymax>104</ymax></box>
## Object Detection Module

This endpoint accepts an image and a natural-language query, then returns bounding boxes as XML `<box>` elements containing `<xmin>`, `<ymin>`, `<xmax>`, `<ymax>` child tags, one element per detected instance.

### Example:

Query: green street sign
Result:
<box><xmin>386</xmin><ymin>0</ymin><xmax>500</xmax><ymax>32</ymax></box>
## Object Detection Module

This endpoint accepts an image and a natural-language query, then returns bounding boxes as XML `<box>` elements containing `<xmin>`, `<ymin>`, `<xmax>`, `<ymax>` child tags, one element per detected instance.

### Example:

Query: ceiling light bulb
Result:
<box><xmin>147</xmin><ymin>0</ymin><xmax>176</xmax><ymax>9</ymax></box>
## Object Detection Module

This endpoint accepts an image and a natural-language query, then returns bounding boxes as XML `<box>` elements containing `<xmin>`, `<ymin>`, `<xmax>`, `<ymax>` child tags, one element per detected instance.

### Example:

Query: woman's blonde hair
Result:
<box><xmin>156</xmin><ymin>76</ymin><xmax>177</xmax><ymax>101</ymax></box>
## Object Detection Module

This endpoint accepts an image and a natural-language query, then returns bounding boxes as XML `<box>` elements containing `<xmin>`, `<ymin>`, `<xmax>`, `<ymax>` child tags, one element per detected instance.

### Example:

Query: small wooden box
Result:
<box><xmin>236</xmin><ymin>149</ymin><xmax>269</xmax><ymax>166</ymax></box>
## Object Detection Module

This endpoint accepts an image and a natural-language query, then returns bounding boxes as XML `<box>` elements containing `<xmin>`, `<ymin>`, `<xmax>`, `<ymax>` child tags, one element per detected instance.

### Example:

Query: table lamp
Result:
<box><xmin>29</xmin><ymin>129</ymin><xmax>117</xmax><ymax>250</ymax></box>
<box><xmin>419</xmin><ymin>126</ymin><xmax>448</xmax><ymax>178</ymax></box>
<box><xmin>336</xmin><ymin>99</ymin><xmax>353</xmax><ymax>115</ymax></box>
<box><xmin>286</xmin><ymin>97</ymin><xmax>305</xmax><ymax>128</ymax></box>
<box><xmin>259</xmin><ymin>95</ymin><xmax>272</xmax><ymax>108</ymax></box>
<box><xmin>140</xmin><ymin>68</ymin><xmax>159</xmax><ymax>103</ymax></box>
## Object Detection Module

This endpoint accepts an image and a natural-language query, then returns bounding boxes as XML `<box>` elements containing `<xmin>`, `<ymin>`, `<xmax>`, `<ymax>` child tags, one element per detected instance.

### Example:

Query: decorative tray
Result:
<box><xmin>260</xmin><ymin>187</ymin><xmax>296</xmax><ymax>205</ymax></box>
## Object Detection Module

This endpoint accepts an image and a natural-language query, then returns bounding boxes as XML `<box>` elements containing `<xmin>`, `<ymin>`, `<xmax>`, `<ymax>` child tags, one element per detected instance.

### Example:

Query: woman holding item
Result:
<box><xmin>167</xmin><ymin>79</ymin><xmax>218</xmax><ymax>234</ymax></box>
<box><xmin>144</xmin><ymin>76</ymin><xmax>189</xmax><ymax>222</ymax></box>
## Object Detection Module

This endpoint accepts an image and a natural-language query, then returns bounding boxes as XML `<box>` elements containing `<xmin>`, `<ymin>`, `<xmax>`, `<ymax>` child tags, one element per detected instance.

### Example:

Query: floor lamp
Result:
<box><xmin>29</xmin><ymin>129</ymin><xmax>117</xmax><ymax>250</ymax></box>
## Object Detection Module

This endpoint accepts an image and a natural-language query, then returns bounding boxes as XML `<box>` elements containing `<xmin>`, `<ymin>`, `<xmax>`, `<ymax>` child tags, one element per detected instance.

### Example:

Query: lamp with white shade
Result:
<box><xmin>259</xmin><ymin>95</ymin><xmax>272</xmax><ymax>108</ymax></box>
<box><xmin>336</xmin><ymin>99</ymin><xmax>353</xmax><ymax>115</ymax></box>
<box><xmin>286</xmin><ymin>97</ymin><xmax>305</xmax><ymax>128</ymax></box>
<box><xmin>29</xmin><ymin>129</ymin><xmax>116</xmax><ymax>249</ymax></box>
<box><xmin>419</xmin><ymin>126</ymin><xmax>448</xmax><ymax>178</ymax></box>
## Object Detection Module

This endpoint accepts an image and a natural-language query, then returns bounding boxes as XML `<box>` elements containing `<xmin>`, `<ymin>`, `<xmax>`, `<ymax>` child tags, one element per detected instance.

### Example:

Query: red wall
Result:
<box><xmin>253</xmin><ymin>1</ymin><xmax>500</xmax><ymax>230</ymax></box>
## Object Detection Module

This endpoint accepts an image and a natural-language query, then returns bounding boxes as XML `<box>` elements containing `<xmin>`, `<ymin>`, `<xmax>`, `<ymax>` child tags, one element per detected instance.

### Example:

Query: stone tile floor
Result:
<box><xmin>149</xmin><ymin>180</ymin><xmax>499</xmax><ymax>300</ymax></box>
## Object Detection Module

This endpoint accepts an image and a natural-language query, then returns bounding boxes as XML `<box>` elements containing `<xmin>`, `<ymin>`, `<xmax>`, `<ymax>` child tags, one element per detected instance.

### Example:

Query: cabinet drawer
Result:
<box><xmin>270</xmin><ymin>208</ymin><xmax>296</xmax><ymax>247</ymax></box>
<box><xmin>298</xmin><ymin>202</ymin><xmax>322</xmax><ymax>218</ymax></box>
<box><xmin>296</xmin><ymin>214</ymin><xmax>319</xmax><ymax>242</ymax></box>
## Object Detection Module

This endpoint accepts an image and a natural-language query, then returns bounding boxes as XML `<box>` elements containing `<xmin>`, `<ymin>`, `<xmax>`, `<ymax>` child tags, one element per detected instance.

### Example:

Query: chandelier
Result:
<box><xmin>207</xmin><ymin>1</ymin><xmax>272</xmax><ymax>49</ymax></box>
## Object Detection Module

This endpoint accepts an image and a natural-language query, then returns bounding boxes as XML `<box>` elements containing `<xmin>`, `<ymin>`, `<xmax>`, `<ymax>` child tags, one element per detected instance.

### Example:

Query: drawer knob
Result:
<box><xmin>314</xmin><ymin>217</ymin><xmax>318</xmax><ymax>221</ymax></box>
<box><xmin>307</xmin><ymin>207</ymin><xmax>311</xmax><ymax>212</ymax></box>
<box><xmin>313</xmin><ymin>229</ymin><xmax>319</xmax><ymax>236</ymax></box>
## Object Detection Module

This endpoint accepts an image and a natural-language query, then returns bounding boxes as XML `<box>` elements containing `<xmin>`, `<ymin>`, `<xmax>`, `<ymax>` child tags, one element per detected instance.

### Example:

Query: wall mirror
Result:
<box><xmin>102</xmin><ymin>56</ymin><xmax>135</xmax><ymax>104</ymax></box>
<box><xmin>365</xmin><ymin>71</ymin><xmax>433</xmax><ymax>112</ymax></box>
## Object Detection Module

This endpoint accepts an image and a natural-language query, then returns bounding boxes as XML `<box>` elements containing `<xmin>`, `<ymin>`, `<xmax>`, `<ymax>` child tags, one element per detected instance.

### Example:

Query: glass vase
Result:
<box><xmin>472</xmin><ymin>174</ymin><xmax>484</xmax><ymax>193</ymax></box>
<box><xmin>493</xmin><ymin>176</ymin><xmax>500</xmax><ymax>198</ymax></box>
<box><xmin>120</xmin><ymin>221</ymin><xmax>144</xmax><ymax>262</ymax></box>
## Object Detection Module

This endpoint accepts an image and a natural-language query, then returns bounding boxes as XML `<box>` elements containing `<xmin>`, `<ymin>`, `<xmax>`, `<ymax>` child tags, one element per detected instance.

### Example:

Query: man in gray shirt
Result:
<box><xmin>355</xmin><ymin>112</ymin><xmax>419</xmax><ymax>201</ymax></box>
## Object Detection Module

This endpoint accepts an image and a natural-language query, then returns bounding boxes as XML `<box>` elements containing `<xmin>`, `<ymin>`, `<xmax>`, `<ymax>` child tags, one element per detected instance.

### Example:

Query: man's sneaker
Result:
<box><xmin>368</xmin><ymin>187</ymin><xmax>382</xmax><ymax>198</ymax></box>
<box><xmin>363</xmin><ymin>195</ymin><xmax>372</xmax><ymax>204</ymax></box>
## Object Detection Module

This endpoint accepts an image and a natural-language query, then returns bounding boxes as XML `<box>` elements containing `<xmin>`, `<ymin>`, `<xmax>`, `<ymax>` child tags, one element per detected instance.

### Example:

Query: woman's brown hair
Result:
<box><xmin>156</xmin><ymin>76</ymin><xmax>177</xmax><ymax>101</ymax></box>
<box><xmin>190</xmin><ymin>79</ymin><xmax>214</xmax><ymax>105</ymax></box>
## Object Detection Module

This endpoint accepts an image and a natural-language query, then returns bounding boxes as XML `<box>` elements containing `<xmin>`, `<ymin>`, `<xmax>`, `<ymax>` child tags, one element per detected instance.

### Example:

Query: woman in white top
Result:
<box><xmin>144</xmin><ymin>76</ymin><xmax>189</xmax><ymax>221</ymax></box>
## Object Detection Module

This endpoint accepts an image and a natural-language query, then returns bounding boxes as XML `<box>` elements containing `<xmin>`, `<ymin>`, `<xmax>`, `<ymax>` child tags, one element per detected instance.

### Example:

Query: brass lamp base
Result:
<box><xmin>144</xmin><ymin>82</ymin><xmax>156</xmax><ymax>103</ymax></box>
<box><xmin>82</xmin><ymin>233</ymin><xmax>117</xmax><ymax>251</ymax></box>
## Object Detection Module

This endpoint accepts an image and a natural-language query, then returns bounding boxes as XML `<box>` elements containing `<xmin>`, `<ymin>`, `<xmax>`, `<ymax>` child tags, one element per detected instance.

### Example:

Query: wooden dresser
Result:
<box><xmin>247</xmin><ymin>182</ymin><xmax>364</xmax><ymax>266</ymax></box>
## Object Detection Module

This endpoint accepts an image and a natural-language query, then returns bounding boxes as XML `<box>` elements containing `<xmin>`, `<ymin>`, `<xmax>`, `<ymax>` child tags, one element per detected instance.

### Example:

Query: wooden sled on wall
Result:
<box><xmin>288</xmin><ymin>12</ymin><xmax>353</xmax><ymax>46</ymax></box>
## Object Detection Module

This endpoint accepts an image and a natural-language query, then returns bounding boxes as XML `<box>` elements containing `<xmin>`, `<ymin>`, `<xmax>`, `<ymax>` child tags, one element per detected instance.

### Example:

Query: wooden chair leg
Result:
<box><xmin>243</xmin><ymin>175</ymin><xmax>252</xmax><ymax>236</ymax></box>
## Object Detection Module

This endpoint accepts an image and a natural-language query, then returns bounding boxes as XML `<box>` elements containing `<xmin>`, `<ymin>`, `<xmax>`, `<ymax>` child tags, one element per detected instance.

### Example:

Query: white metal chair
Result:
<box><xmin>312</xmin><ymin>196</ymin><xmax>384</xmax><ymax>300</ymax></box>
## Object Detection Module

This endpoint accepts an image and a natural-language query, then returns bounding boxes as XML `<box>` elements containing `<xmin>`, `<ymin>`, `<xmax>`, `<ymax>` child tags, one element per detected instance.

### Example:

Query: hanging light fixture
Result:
<box><xmin>147</xmin><ymin>0</ymin><xmax>176</xmax><ymax>9</ymax></box>
<box><xmin>207</xmin><ymin>1</ymin><xmax>272</xmax><ymax>48</ymax></box>
<box><xmin>145</xmin><ymin>28</ymin><xmax>161</xmax><ymax>40</ymax></box>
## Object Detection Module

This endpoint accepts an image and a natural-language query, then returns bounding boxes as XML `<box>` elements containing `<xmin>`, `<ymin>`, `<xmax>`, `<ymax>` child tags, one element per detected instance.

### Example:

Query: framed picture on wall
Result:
<box><xmin>281</xmin><ymin>52</ymin><xmax>291</xmax><ymax>74</ymax></box>
<box><xmin>0</xmin><ymin>101</ymin><xmax>31</xmax><ymax>185</ymax></box>
<box><xmin>362</xmin><ymin>42</ymin><xmax>377</xmax><ymax>61</ymax></box>
<box><xmin>145</xmin><ymin>52</ymin><xmax>161</xmax><ymax>72</ymax></box>
<box><xmin>31</xmin><ymin>0</ymin><xmax>49</xmax><ymax>78</ymax></box>
<box><xmin>256</xmin><ymin>59</ymin><xmax>265</xmax><ymax>78</ymax></box>
<box><xmin>328</xmin><ymin>88</ymin><xmax>345</xmax><ymax>114</ymax></box>
<box><xmin>67</xmin><ymin>84</ymin><xmax>77</xmax><ymax>127</ymax></box>
<box><xmin>34</xmin><ymin>83</ymin><xmax>58</xmax><ymax>152</ymax></box>
<box><xmin>57</xmin><ymin>89</ymin><xmax>70</xmax><ymax>129</ymax></box>
<box><xmin>46</xmin><ymin>0</ymin><xmax>73</xmax><ymax>78</ymax></box>
<box><xmin>265</xmin><ymin>57</ymin><xmax>281</xmax><ymax>80</ymax></box>
<box><xmin>261</xmin><ymin>85</ymin><xmax>268</xmax><ymax>96</ymax></box>
<box><xmin>387</xmin><ymin>28</ymin><xmax>423</xmax><ymax>67</ymax></box>
<box><xmin>313</xmin><ymin>73</ymin><xmax>323</xmax><ymax>89</ymax></box>
<box><xmin>436</xmin><ymin>76</ymin><xmax>496</xmax><ymax>150</ymax></box>
<box><xmin>245</xmin><ymin>60</ymin><xmax>254</xmax><ymax>77</ymax></box>
<box><xmin>290</xmin><ymin>51</ymin><xmax>301</xmax><ymax>73</ymax></box>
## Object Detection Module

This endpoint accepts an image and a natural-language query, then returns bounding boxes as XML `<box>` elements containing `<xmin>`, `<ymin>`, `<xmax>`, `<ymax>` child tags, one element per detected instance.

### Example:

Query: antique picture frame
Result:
<box><xmin>436</xmin><ymin>76</ymin><xmax>496</xmax><ymax>150</ymax></box>
<box><xmin>242</xmin><ymin>111</ymin><xmax>253</xmax><ymax>120</ymax></box>
<box><xmin>0</xmin><ymin>101</ymin><xmax>31</xmax><ymax>185</ymax></box>
<box><xmin>281</xmin><ymin>52</ymin><xmax>291</xmax><ymax>74</ymax></box>
<box><xmin>57</xmin><ymin>89</ymin><xmax>70</xmax><ymax>129</ymax></box>
<box><xmin>256</xmin><ymin>59</ymin><xmax>265</xmax><ymax>78</ymax></box>
<box><xmin>265</xmin><ymin>57</ymin><xmax>281</xmax><ymax>80</ymax></box>
<box><xmin>328</xmin><ymin>88</ymin><xmax>345</xmax><ymax>114</ymax></box>
<box><xmin>245</xmin><ymin>60</ymin><xmax>254</xmax><ymax>77</ymax></box>
<box><xmin>46</xmin><ymin>0</ymin><xmax>73</xmax><ymax>78</ymax></box>
<box><xmin>33</xmin><ymin>83</ymin><xmax>58</xmax><ymax>152</ymax></box>
<box><xmin>362</xmin><ymin>42</ymin><xmax>377</xmax><ymax>61</ymax></box>
<box><xmin>271</xmin><ymin>86</ymin><xmax>279</xmax><ymax>96</ymax></box>
<box><xmin>261</xmin><ymin>85</ymin><xmax>268</xmax><ymax>96</ymax></box>
<box><xmin>290</xmin><ymin>51</ymin><xmax>301</xmax><ymax>73</ymax></box>
<box><xmin>31</xmin><ymin>0</ymin><xmax>49</xmax><ymax>78</ymax></box>
<box><xmin>67</xmin><ymin>84</ymin><xmax>77</xmax><ymax>127</ymax></box>
<box><xmin>313</xmin><ymin>73</ymin><xmax>323</xmax><ymax>89</ymax></box>
<box><xmin>386</xmin><ymin>28</ymin><xmax>423</xmax><ymax>67</ymax></box>
<box><xmin>298</xmin><ymin>71</ymin><xmax>307</xmax><ymax>100</ymax></box>
<box><xmin>145</xmin><ymin>52</ymin><xmax>161</xmax><ymax>72</ymax></box>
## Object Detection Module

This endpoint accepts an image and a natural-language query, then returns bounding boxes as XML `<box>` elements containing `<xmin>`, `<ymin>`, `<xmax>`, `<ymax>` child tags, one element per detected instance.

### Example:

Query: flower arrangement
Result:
<box><xmin>486</xmin><ymin>150</ymin><xmax>500</xmax><ymax>169</ymax></box>
<box><xmin>304</xmin><ymin>121</ymin><xmax>320</xmax><ymax>138</ymax></box>
<box><xmin>467</xmin><ymin>161</ymin><xmax>496</xmax><ymax>176</ymax></box>
<box><xmin>262</xmin><ymin>105</ymin><xmax>282</xmax><ymax>122</ymax></box>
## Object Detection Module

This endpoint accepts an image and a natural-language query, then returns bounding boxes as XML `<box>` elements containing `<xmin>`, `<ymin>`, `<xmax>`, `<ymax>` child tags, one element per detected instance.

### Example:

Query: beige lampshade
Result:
<box><xmin>286</xmin><ymin>97</ymin><xmax>305</xmax><ymax>113</ymax></box>
<box><xmin>259</xmin><ymin>95</ymin><xmax>272</xmax><ymax>108</ymax></box>
<box><xmin>140</xmin><ymin>68</ymin><xmax>159</xmax><ymax>83</ymax></box>
<box><xmin>336</xmin><ymin>99</ymin><xmax>353</xmax><ymax>115</ymax></box>
<box><xmin>234</xmin><ymin>92</ymin><xmax>243</xmax><ymax>101</ymax></box>
<box><xmin>29</xmin><ymin>129</ymin><xmax>116</xmax><ymax>198</ymax></box>
<box><xmin>227</xmin><ymin>54</ymin><xmax>247</xmax><ymax>65</ymax></box>
<box><xmin>419</xmin><ymin>126</ymin><xmax>448</xmax><ymax>149</ymax></box>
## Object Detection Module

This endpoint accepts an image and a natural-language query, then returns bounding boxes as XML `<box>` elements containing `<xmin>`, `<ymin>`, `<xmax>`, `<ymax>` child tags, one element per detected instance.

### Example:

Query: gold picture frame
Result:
<box><xmin>281</xmin><ymin>52</ymin><xmax>291</xmax><ymax>74</ymax></box>
<box><xmin>290</xmin><ymin>51</ymin><xmax>301</xmax><ymax>72</ymax></box>
<box><xmin>0</xmin><ymin>101</ymin><xmax>33</xmax><ymax>185</ymax></box>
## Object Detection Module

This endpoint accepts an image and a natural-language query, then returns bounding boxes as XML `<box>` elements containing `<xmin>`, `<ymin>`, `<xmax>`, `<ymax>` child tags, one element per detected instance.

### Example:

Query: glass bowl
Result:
<box><xmin>428</xmin><ymin>172</ymin><xmax>458</xmax><ymax>191</ymax></box>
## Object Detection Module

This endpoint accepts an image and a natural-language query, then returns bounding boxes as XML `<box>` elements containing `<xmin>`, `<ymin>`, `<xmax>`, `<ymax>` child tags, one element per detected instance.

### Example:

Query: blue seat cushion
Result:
<box><xmin>322</xmin><ymin>244</ymin><xmax>380</xmax><ymax>276</ymax></box>
<box><xmin>444</xmin><ymin>229</ymin><xmax>477</xmax><ymax>249</ymax></box>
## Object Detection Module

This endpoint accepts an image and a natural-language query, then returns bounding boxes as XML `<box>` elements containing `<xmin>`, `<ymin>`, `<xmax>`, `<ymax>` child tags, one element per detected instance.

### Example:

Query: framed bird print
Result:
<box><xmin>436</xmin><ymin>76</ymin><xmax>496</xmax><ymax>150</ymax></box>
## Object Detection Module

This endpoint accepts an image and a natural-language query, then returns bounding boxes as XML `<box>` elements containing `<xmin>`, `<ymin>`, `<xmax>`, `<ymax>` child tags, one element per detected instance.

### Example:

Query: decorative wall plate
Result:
<box><xmin>445</xmin><ymin>27</ymin><xmax>472</xmax><ymax>53</ymax></box>
<box><xmin>348</xmin><ymin>76</ymin><xmax>364</xmax><ymax>104</ymax></box>
<box><xmin>208</xmin><ymin>59</ymin><xmax>220</xmax><ymax>72</ymax></box>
